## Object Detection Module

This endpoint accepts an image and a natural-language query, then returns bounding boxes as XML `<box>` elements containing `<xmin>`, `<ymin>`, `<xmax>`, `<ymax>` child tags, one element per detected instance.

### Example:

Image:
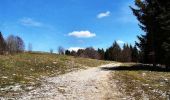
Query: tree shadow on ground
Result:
<box><xmin>101</xmin><ymin>64</ymin><xmax>170</xmax><ymax>72</ymax></box>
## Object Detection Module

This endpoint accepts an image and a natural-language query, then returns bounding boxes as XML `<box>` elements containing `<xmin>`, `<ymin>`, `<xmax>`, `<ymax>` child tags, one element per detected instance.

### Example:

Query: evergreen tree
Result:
<box><xmin>131</xmin><ymin>45</ymin><xmax>139</xmax><ymax>62</ymax></box>
<box><xmin>65</xmin><ymin>50</ymin><xmax>71</xmax><ymax>55</ymax></box>
<box><xmin>135</xmin><ymin>35</ymin><xmax>147</xmax><ymax>63</ymax></box>
<box><xmin>121</xmin><ymin>44</ymin><xmax>132</xmax><ymax>62</ymax></box>
<box><xmin>97</xmin><ymin>48</ymin><xmax>105</xmax><ymax>60</ymax></box>
<box><xmin>70</xmin><ymin>50</ymin><xmax>77</xmax><ymax>56</ymax></box>
<box><xmin>131</xmin><ymin>0</ymin><xmax>170</xmax><ymax>67</ymax></box>
<box><xmin>157</xmin><ymin>0</ymin><xmax>170</xmax><ymax>68</ymax></box>
<box><xmin>104</xmin><ymin>49</ymin><xmax>110</xmax><ymax>60</ymax></box>
<box><xmin>131</xmin><ymin>0</ymin><xmax>155</xmax><ymax>65</ymax></box>
<box><xmin>107</xmin><ymin>47</ymin><xmax>113</xmax><ymax>60</ymax></box>
<box><xmin>107</xmin><ymin>41</ymin><xmax>121</xmax><ymax>61</ymax></box>
<box><xmin>162</xmin><ymin>38</ymin><xmax>170</xmax><ymax>67</ymax></box>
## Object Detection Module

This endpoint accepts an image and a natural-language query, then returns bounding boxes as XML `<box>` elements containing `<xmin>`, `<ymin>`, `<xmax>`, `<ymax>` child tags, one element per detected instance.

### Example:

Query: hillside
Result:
<box><xmin>0</xmin><ymin>52</ymin><xmax>111</xmax><ymax>98</ymax></box>
<box><xmin>0</xmin><ymin>53</ymin><xmax>170</xmax><ymax>99</ymax></box>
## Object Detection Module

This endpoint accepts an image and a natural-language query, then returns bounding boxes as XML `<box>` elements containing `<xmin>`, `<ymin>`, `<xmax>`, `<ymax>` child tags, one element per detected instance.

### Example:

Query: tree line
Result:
<box><xmin>0</xmin><ymin>32</ymin><xmax>25</xmax><ymax>54</ymax></box>
<box><xmin>131</xmin><ymin>0</ymin><xmax>170</xmax><ymax>68</ymax></box>
<box><xmin>65</xmin><ymin>41</ymin><xmax>140</xmax><ymax>62</ymax></box>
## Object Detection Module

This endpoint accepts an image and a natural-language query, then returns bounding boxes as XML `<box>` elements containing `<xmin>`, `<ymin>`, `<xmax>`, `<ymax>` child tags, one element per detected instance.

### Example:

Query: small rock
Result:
<box><xmin>164</xmin><ymin>78</ymin><xmax>168</xmax><ymax>81</ymax></box>
<box><xmin>53</xmin><ymin>62</ymin><xmax>57</xmax><ymax>64</ymax></box>
<box><xmin>143</xmin><ymin>84</ymin><xmax>149</xmax><ymax>86</ymax></box>
<box><xmin>58</xmin><ymin>86</ymin><xmax>66</xmax><ymax>93</ymax></box>
<box><xmin>46</xmin><ymin>66</ymin><xmax>49</xmax><ymax>68</ymax></box>
<box><xmin>2</xmin><ymin>76</ymin><xmax>8</xmax><ymax>79</ymax></box>
<box><xmin>26</xmin><ymin>86</ymin><xmax>34</xmax><ymax>90</ymax></box>
<box><xmin>142</xmin><ymin>73</ymin><xmax>146</xmax><ymax>76</ymax></box>
<box><xmin>13</xmin><ymin>74</ymin><xmax>16</xmax><ymax>76</ymax></box>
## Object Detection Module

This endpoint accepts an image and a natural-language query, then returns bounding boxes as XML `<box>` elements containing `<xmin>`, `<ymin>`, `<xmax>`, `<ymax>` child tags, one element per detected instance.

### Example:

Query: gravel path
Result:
<box><xmin>19</xmin><ymin>63</ymin><xmax>121</xmax><ymax>100</ymax></box>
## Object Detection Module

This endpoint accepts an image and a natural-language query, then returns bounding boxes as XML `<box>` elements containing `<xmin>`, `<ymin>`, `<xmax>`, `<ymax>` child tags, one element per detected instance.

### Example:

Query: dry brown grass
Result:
<box><xmin>0</xmin><ymin>52</ymin><xmax>111</xmax><ymax>97</ymax></box>
<box><xmin>110</xmin><ymin>63</ymin><xmax>170</xmax><ymax>100</ymax></box>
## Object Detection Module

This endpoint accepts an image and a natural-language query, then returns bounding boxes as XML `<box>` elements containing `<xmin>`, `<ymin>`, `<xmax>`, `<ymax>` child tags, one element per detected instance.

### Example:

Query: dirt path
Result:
<box><xmin>19</xmin><ymin>63</ymin><xmax>121</xmax><ymax>100</ymax></box>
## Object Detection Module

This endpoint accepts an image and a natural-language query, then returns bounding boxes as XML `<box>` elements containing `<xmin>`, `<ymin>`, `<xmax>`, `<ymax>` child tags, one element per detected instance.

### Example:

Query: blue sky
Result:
<box><xmin>0</xmin><ymin>0</ymin><xmax>142</xmax><ymax>52</ymax></box>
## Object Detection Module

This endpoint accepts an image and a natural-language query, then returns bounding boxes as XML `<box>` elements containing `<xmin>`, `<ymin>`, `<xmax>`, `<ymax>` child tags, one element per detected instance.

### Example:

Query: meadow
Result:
<box><xmin>108</xmin><ymin>63</ymin><xmax>170</xmax><ymax>100</ymax></box>
<box><xmin>0</xmin><ymin>52</ymin><xmax>110</xmax><ymax>97</ymax></box>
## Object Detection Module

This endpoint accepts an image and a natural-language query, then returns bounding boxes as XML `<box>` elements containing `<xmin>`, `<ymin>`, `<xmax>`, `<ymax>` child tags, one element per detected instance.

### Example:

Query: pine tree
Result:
<box><xmin>135</xmin><ymin>35</ymin><xmax>147</xmax><ymax>63</ymax></box>
<box><xmin>104</xmin><ymin>49</ymin><xmax>110</xmax><ymax>60</ymax></box>
<box><xmin>65</xmin><ymin>50</ymin><xmax>71</xmax><ymax>55</ymax></box>
<box><xmin>162</xmin><ymin>38</ymin><xmax>170</xmax><ymax>67</ymax></box>
<box><xmin>131</xmin><ymin>0</ymin><xmax>170</xmax><ymax>66</ymax></box>
<box><xmin>110</xmin><ymin>41</ymin><xmax>121</xmax><ymax>61</ymax></box>
<box><xmin>121</xmin><ymin>44</ymin><xmax>132</xmax><ymax>62</ymax></box>
<box><xmin>157</xmin><ymin>0</ymin><xmax>170</xmax><ymax>68</ymax></box>
<box><xmin>98</xmin><ymin>48</ymin><xmax>105</xmax><ymax>60</ymax></box>
<box><xmin>131</xmin><ymin>45</ymin><xmax>139</xmax><ymax>62</ymax></box>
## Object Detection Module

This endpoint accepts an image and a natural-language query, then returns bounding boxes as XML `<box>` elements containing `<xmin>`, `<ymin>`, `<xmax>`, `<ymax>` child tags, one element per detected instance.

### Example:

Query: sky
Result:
<box><xmin>0</xmin><ymin>0</ymin><xmax>142</xmax><ymax>52</ymax></box>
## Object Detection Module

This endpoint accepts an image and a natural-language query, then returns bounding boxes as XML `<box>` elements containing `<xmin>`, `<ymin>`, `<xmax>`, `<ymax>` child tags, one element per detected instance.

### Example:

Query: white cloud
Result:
<box><xmin>117</xmin><ymin>40</ymin><xmax>125</xmax><ymax>44</ymax></box>
<box><xmin>68</xmin><ymin>47</ymin><xmax>84</xmax><ymax>52</ymax></box>
<box><xmin>97</xmin><ymin>11</ymin><xmax>110</xmax><ymax>19</ymax></box>
<box><xmin>19</xmin><ymin>17</ymin><xmax>43</xmax><ymax>27</ymax></box>
<box><xmin>68</xmin><ymin>30</ymin><xmax>96</xmax><ymax>38</ymax></box>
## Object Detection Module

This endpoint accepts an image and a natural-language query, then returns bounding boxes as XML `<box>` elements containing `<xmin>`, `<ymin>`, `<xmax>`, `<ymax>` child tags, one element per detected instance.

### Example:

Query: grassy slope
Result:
<box><xmin>0</xmin><ymin>52</ymin><xmax>110</xmax><ymax>97</ymax></box>
<box><xmin>110</xmin><ymin>63</ymin><xmax>170</xmax><ymax>100</ymax></box>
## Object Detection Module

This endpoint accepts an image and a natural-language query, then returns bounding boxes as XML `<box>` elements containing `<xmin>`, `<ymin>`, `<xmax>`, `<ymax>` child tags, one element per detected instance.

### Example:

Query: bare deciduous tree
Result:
<box><xmin>50</xmin><ymin>49</ymin><xmax>53</xmax><ymax>54</ymax></box>
<box><xmin>58</xmin><ymin>46</ymin><xmax>65</xmax><ymax>55</ymax></box>
<box><xmin>75</xmin><ymin>47</ymin><xmax>100</xmax><ymax>59</ymax></box>
<box><xmin>16</xmin><ymin>36</ymin><xmax>25</xmax><ymax>52</ymax></box>
<box><xmin>0</xmin><ymin>32</ymin><xmax>6</xmax><ymax>54</ymax></box>
<box><xmin>6</xmin><ymin>35</ymin><xmax>25</xmax><ymax>54</ymax></box>
<box><xmin>28</xmin><ymin>43</ymin><xmax>32</xmax><ymax>52</ymax></box>
<box><xmin>6</xmin><ymin>35</ymin><xmax>16</xmax><ymax>53</ymax></box>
